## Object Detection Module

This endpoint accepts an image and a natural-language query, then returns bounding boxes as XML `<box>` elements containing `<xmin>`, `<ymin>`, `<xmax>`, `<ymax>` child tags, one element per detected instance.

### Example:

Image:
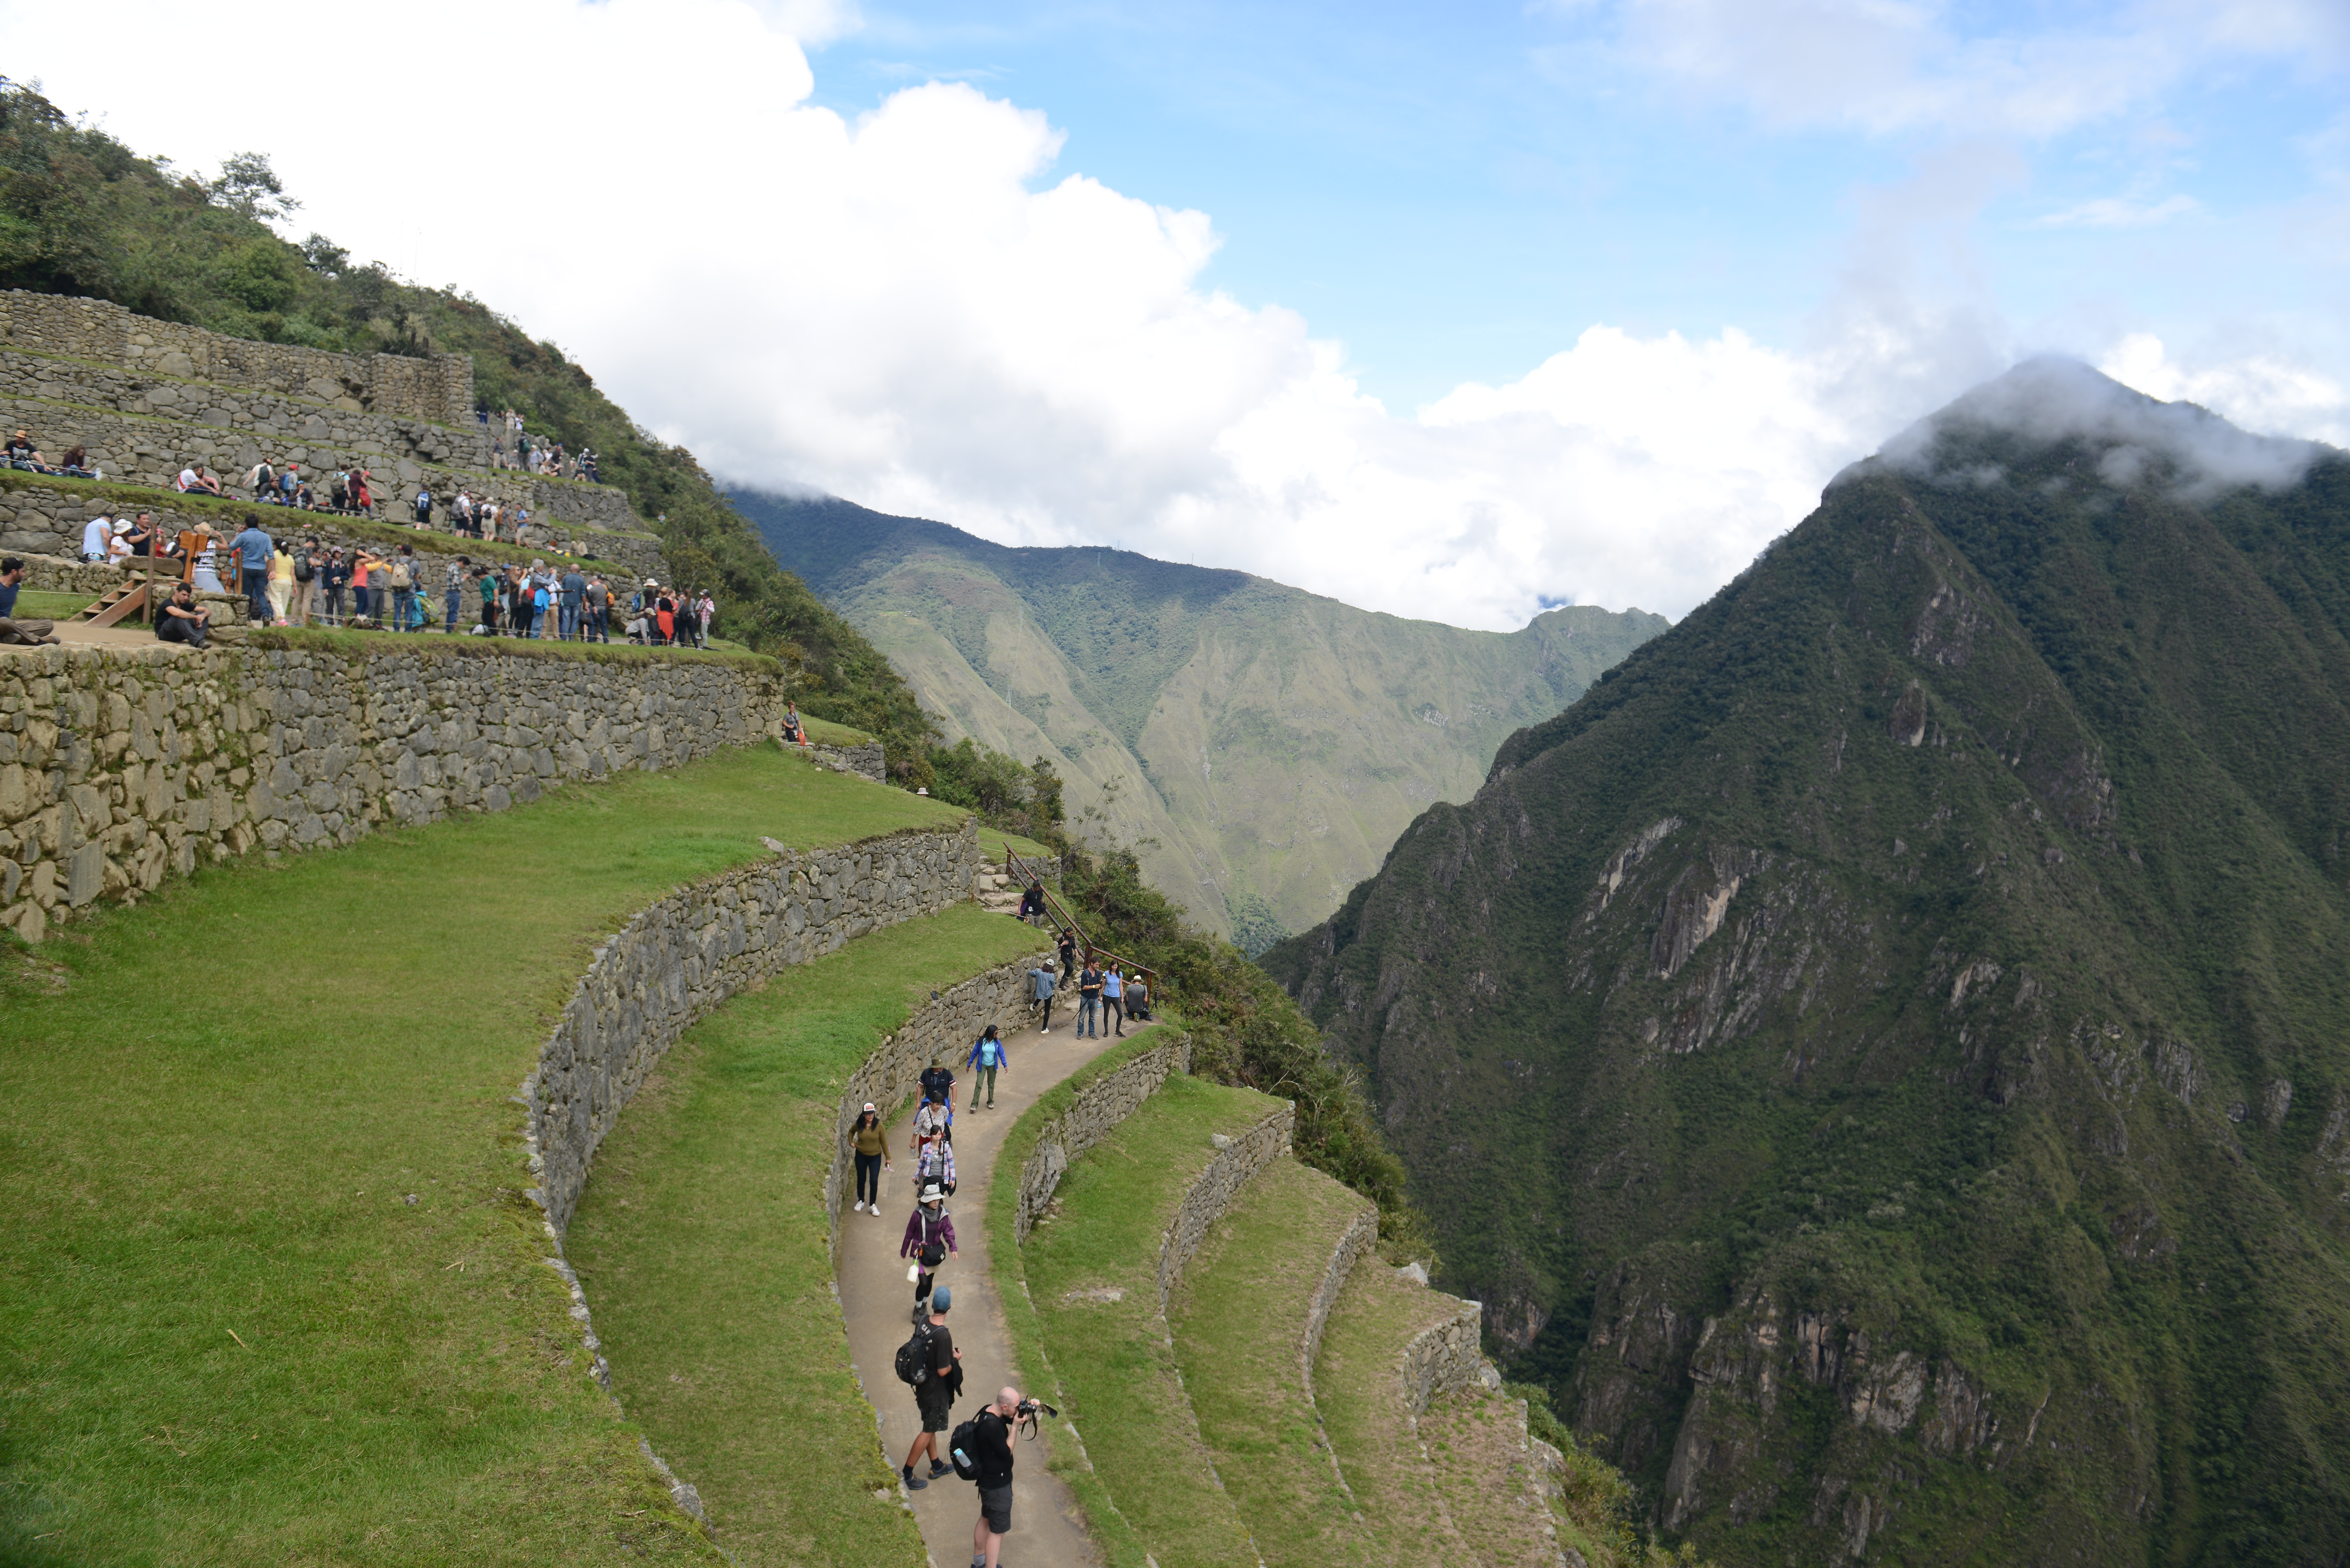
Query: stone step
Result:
<box><xmin>1169</xmin><ymin>1154</ymin><xmax>1383</xmax><ymax>1567</ymax></box>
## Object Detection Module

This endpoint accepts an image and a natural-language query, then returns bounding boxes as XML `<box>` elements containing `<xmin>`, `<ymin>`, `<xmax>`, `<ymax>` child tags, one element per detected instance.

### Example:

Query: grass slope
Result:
<box><xmin>733</xmin><ymin>489</ymin><xmax>1667</xmax><ymax>939</ymax></box>
<box><xmin>1312</xmin><ymin>1263</ymin><xmax>1477</xmax><ymax>1565</ymax></box>
<box><xmin>1168</xmin><ymin>1155</ymin><xmax>1377</xmax><ymax>1567</ymax></box>
<box><xmin>1000</xmin><ymin>1073</ymin><xmax>1281</xmax><ymax>1568</ymax></box>
<box><xmin>559</xmin><ymin>903</ymin><xmax>1043</xmax><ymax>1568</ymax></box>
<box><xmin>0</xmin><ymin>743</ymin><xmax>972</xmax><ymax>1564</ymax></box>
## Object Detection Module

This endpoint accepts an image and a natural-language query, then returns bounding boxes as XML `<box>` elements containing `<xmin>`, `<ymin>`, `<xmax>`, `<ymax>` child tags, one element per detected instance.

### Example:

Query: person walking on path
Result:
<box><xmin>850</xmin><ymin>1102</ymin><xmax>891</xmax><ymax>1216</ymax></box>
<box><xmin>1056</xmin><ymin>929</ymin><xmax>1077</xmax><ymax>981</ymax></box>
<box><xmin>902</xmin><ymin>1180</ymin><xmax>958</xmax><ymax>1308</ymax></box>
<box><xmin>1103</xmin><ymin>966</ymin><xmax>1126</xmax><ymax>1037</ymax></box>
<box><xmin>969</xmin><ymin>1386</ymin><xmax>1022</xmax><ymax>1568</ymax></box>
<box><xmin>1077</xmin><ymin>960</ymin><xmax>1104</xmax><ymax>1039</ymax></box>
<box><xmin>900</xmin><ymin>1286</ymin><xmax>961</xmax><ymax>1491</ymax></box>
<box><xmin>1015</xmin><ymin>881</ymin><xmax>1046</xmax><ymax>925</ymax></box>
<box><xmin>1027</xmin><ymin>962</ymin><xmax>1056</xmax><ymax>1034</ymax></box>
<box><xmin>914</xmin><ymin>1117</ymin><xmax>957</xmax><ymax>1196</ymax></box>
<box><xmin>965</xmin><ymin>1026</ymin><xmax>1007</xmax><ymax>1111</ymax></box>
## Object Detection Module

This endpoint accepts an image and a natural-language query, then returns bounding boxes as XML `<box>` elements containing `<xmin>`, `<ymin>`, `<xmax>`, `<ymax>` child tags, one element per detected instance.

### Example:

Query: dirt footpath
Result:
<box><xmin>840</xmin><ymin>1008</ymin><xmax>1150</xmax><ymax>1567</ymax></box>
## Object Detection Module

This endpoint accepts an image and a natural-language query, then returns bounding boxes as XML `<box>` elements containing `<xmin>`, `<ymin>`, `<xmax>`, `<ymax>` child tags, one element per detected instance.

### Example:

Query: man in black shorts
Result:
<box><xmin>901</xmin><ymin>1285</ymin><xmax>959</xmax><ymax>1490</ymax></box>
<box><xmin>970</xmin><ymin>1385</ymin><xmax>1021</xmax><ymax>1568</ymax></box>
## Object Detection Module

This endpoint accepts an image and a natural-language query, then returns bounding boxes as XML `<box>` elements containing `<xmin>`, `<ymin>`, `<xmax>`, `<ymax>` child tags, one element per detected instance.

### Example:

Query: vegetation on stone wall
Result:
<box><xmin>0</xmin><ymin>79</ymin><xmax>936</xmax><ymax>779</ymax></box>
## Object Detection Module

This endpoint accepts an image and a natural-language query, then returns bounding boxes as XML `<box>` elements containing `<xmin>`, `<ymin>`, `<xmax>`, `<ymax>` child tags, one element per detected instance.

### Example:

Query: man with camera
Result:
<box><xmin>967</xmin><ymin>1386</ymin><xmax>1028</xmax><ymax>1568</ymax></box>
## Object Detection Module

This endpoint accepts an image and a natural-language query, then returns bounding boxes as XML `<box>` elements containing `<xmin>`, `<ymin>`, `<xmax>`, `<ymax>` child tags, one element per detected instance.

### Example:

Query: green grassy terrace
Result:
<box><xmin>990</xmin><ymin>1068</ymin><xmax>1283</xmax><ymax>1568</ymax></box>
<box><xmin>561</xmin><ymin>902</ymin><xmax>1044</xmax><ymax>1568</ymax></box>
<box><xmin>0</xmin><ymin>742</ymin><xmax>975</xmax><ymax>1564</ymax></box>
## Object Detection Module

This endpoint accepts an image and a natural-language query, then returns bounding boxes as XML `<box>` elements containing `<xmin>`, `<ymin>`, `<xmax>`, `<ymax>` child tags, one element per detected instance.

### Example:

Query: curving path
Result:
<box><xmin>841</xmin><ymin>1008</ymin><xmax>1151</xmax><ymax>1568</ymax></box>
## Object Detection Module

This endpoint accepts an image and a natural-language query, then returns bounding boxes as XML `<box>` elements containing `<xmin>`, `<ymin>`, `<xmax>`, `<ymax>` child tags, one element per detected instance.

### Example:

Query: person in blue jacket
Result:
<box><xmin>965</xmin><ymin>1025</ymin><xmax>1009</xmax><ymax>1111</ymax></box>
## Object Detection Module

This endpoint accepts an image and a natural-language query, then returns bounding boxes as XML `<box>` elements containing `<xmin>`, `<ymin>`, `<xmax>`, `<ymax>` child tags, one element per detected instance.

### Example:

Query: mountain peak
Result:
<box><xmin>1846</xmin><ymin>353</ymin><xmax>2333</xmax><ymax>500</ymax></box>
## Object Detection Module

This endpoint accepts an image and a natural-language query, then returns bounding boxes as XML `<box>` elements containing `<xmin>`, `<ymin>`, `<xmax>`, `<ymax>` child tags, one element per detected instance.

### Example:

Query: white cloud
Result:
<box><xmin>2100</xmin><ymin>331</ymin><xmax>2350</xmax><ymax>446</ymax></box>
<box><xmin>1556</xmin><ymin>0</ymin><xmax>2344</xmax><ymax>138</ymax></box>
<box><xmin>6</xmin><ymin>0</ymin><xmax>2342</xmax><ymax>632</ymax></box>
<box><xmin>2033</xmin><ymin>193</ymin><xmax>2206</xmax><ymax>227</ymax></box>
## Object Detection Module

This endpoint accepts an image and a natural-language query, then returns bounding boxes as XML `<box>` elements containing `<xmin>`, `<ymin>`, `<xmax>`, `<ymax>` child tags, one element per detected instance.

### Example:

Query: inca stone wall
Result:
<box><xmin>518</xmin><ymin>821</ymin><xmax>990</xmax><ymax>1232</ymax></box>
<box><xmin>1156</xmin><ymin>1103</ymin><xmax>1295</xmax><ymax>1315</ymax></box>
<box><xmin>0</xmin><ymin>289</ymin><xmax>472</xmax><ymax>424</ymax></box>
<box><xmin>0</xmin><ymin>640</ymin><xmax>802</xmax><ymax>942</ymax></box>
<box><xmin>1399</xmin><ymin>1297</ymin><xmax>1489</xmax><ymax>1414</ymax></box>
<box><xmin>1013</xmin><ymin>1033</ymin><xmax>1196</xmax><ymax>1242</ymax></box>
<box><xmin>822</xmin><ymin>951</ymin><xmax>1057</xmax><ymax>1250</ymax></box>
<box><xmin>1302</xmin><ymin>1205</ymin><xmax>1380</xmax><ymax>1377</ymax></box>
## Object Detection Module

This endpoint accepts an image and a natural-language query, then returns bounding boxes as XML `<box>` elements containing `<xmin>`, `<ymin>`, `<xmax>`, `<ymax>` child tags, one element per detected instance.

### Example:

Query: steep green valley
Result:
<box><xmin>734</xmin><ymin>490</ymin><xmax>1666</xmax><ymax>941</ymax></box>
<box><xmin>1266</xmin><ymin>361</ymin><xmax>2350</xmax><ymax>1565</ymax></box>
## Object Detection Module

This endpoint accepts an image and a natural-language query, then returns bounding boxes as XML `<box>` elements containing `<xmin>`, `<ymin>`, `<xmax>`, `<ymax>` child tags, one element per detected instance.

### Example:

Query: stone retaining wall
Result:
<box><xmin>1399</xmin><ymin>1297</ymin><xmax>1488</xmax><ymax>1414</ymax></box>
<box><xmin>0</xmin><ymin>289</ymin><xmax>472</xmax><ymax>425</ymax></box>
<box><xmin>801</xmin><ymin>739</ymin><xmax>886</xmax><ymax>785</ymax></box>
<box><xmin>522</xmin><ymin>821</ymin><xmax>987</xmax><ymax>1233</ymax></box>
<box><xmin>821</xmin><ymin>950</ymin><xmax>1056</xmax><ymax>1249</ymax></box>
<box><xmin>1303</xmin><ymin>1205</ymin><xmax>1380</xmax><ymax>1376</ymax></box>
<box><xmin>1013</xmin><ymin>1033</ymin><xmax>1195</xmax><ymax>1243</ymax></box>
<box><xmin>1156</xmin><ymin>1103</ymin><xmax>1296</xmax><ymax>1315</ymax></box>
<box><xmin>0</xmin><ymin>640</ymin><xmax>802</xmax><ymax>942</ymax></box>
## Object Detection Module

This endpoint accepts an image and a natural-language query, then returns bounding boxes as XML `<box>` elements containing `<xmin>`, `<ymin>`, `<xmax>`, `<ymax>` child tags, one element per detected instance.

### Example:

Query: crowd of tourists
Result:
<box><xmin>89</xmin><ymin>509</ymin><xmax>717</xmax><ymax>648</ymax></box>
<box><xmin>845</xmin><ymin>924</ymin><xmax>1154</xmax><ymax>1568</ymax></box>
<box><xmin>480</xmin><ymin>407</ymin><xmax>601</xmax><ymax>483</ymax></box>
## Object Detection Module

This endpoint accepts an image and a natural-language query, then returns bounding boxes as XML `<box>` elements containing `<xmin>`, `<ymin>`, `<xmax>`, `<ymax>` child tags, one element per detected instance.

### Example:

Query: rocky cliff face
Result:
<box><xmin>1266</xmin><ymin>361</ymin><xmax>2350</xmax><ymax>1564</ymax></box>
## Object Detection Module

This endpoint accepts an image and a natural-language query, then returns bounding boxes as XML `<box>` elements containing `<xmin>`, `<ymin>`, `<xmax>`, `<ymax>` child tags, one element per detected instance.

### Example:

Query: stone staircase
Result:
<box><xmin>1025</xmin><ymin>1080</ymin><xmax>1580</xmax><ymax>1567</ymax></box>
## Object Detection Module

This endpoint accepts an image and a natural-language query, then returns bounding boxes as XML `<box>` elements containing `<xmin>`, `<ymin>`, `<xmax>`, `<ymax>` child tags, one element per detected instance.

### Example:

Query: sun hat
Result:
<box><xmin>920</xmin><ymin>1182</ymin><xmax>944</xmax><ymax>1204</ymax></box>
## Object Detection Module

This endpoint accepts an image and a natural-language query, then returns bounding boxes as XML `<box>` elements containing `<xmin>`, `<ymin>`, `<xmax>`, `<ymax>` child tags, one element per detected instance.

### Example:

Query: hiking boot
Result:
<box><xmin>903</xmin><ymin>1466</ymin><xmax>928</xmax><ymax>1491</ymax></box>
<box><xmin>928</xmin><ymin>1460</ymin><xmax>953</xmax><ymax>1479</ymax></box>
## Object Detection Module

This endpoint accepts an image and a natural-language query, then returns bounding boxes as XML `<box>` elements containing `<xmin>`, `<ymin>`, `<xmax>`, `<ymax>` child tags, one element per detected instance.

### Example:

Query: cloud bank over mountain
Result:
<box><xmin>11</xmin><ymin>0</ymin><xmax>2344</xmax><ymax>626</ymax></box>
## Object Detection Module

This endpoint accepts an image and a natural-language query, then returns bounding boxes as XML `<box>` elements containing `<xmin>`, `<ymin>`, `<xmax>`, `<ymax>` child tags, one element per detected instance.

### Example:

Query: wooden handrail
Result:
<box><xmin>1002</xmin><ymin>844</ymin><xmax>1160</xmax><ymax>999</ymax></box>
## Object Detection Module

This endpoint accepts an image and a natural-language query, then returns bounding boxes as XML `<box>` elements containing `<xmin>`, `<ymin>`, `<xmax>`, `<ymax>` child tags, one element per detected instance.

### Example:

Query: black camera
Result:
<box><xmin>1014</xmin><ymin>1396</ymin><xmax>1058</xmax><ymax>1436</ymax></box>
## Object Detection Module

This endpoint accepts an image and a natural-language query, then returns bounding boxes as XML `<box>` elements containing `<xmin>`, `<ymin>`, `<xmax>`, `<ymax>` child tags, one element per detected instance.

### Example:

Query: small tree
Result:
<box><xmin>208</xmin><ymin>151</ymin><xmax>299</xmax><ymax>223</ymax></box>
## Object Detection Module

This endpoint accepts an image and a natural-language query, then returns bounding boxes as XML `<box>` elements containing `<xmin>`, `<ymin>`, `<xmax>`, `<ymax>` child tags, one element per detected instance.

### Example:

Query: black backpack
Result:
<box><xmin>894</xmin><ymin>1322</ymin><xmax>935</xmax><ymax>1387</ymax></box>
<box><xmin>948</xmin><ymin>1416</ymin><xmax>984</xmax><ymax>1481</ymax></box>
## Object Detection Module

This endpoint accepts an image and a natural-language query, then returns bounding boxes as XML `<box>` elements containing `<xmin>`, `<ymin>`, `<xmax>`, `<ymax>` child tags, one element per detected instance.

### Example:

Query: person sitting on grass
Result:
<box><xmin>5</xmin><ymin>430</ymin><xmax>51</xmax><ymax>472</ymax></box>
<box><xmin>0</xmin><ymin>557</ymin><xmax>61</xmax><ymax>646</ymax></box>
<box><xmin>155</xmin><ymin>583</ymin><xmax>211</xmax><ymax>649</ymax></box>
<box><xmin>57</xmin><ymin>445</ymin><xmax>94</xmax><ymax>479</ymax></box>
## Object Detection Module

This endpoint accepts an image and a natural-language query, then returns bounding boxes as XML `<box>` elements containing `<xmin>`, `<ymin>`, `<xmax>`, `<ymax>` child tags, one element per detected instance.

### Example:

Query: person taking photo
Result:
<box><xmin>968</xmin><ymin>1386</ymin><xmax>1023</xmax><ymax>1568</ymax></box>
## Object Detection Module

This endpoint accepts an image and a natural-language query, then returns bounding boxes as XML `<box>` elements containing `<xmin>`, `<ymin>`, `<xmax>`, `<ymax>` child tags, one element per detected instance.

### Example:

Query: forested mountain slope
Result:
<box><xmin>1264</xmin><ymin>359</ymin><xmax>2350</xmax><ymax>1565</ymax></box>
<box><xmin>736</xmin><ymin>489</ymin><xmax>1666</xmax><ymax>942</ymax></box>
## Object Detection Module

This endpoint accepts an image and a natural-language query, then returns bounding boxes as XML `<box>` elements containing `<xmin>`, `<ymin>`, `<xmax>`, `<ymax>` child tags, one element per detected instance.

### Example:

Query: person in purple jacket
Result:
<box><xmin>901</xmin><ymin>1182</ymin><xmax>958</xmax><ymax>1309</ymax></box>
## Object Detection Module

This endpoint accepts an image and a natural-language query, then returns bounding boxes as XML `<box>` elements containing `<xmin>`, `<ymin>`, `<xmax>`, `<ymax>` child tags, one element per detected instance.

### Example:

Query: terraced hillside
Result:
<box><xmin>0</xmin><ymin>740</ymin><xmax>974</xmax><ymax>1563</ymax></box>
<box><xmin>735</xmin><ymin>489</ymin><xmax>1667</xmax><ymax>943</ymax></box>
<box><xmin>991</xmin><ymin>1038</ymin><xmax>1670</xmax><ymax>1568</ymax></box>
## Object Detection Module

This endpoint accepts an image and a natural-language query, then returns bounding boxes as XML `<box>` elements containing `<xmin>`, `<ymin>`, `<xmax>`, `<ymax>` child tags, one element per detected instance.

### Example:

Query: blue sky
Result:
<box><xmin>802</xmin><ymin>0</ymin><xmax>2349</xmax><ymax>412</ymax></box>
<box><xmin>14</xmin><ymin>0</ymin><xmax>2347</xmax><ymax>625</ymax></box>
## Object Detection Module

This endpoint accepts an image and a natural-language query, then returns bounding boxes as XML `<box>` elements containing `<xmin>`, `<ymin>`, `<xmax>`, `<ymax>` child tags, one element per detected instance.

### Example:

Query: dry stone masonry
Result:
<box><xmin>521</xmin><ymin>822</ymin><xmax>989</xmax><ymax>1233</ymax></box>
<box><xmin>1156</xmin><ymin>1103</ymin><xmax>1296</xmax><ymax>1315</ymax></box>
<box><xmin>0</xmin><ymin>641</ymin><xmax>803</xmax><ymax>942</ymax></box>
<box><xmin>1013</xmin><ymin>1033</ymin><xmax>1196</xmax><ymax>1242</ymax></box>
<box><xmin>0</xmin><ymin>289</ymin><xmax>472</xmax><ymax>424</ymax></box>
